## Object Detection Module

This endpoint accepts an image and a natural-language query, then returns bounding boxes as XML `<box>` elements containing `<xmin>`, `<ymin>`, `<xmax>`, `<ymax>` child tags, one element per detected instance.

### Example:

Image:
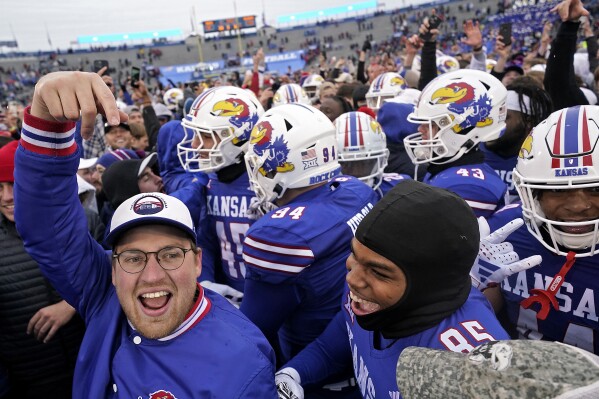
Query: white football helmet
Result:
<box><xmin>404</xmin><ymin>69</ymin><xmax>507</xmax><ymax>164</ymax></box>
<box><xmin>514</xmin><ymin>105</ymin><xmax>599</xmax><ymax>257</ymax></box>
<box><xmin>244</xmin><ymin>103</ymin><xmax>341</xmax><ymax>208</ymax></box>
<box><xmin>486</xmin><ymin>59</ymin><xmax>497</xmax><ymax>73</ymax></box>
<box><xmin>335</xmin><ymin>112</ymin><xmax>389</xmax><ymax>190</ymax></box>
<box><xmin>272</xmin><ymin>83</ymin><xmax>311</xmax><ymax>107</ymax></box>
<box><xmin>177</xmin><ymin>86</ymin><xmax>265</xmax><ymax>173</ymax></box>
<box><xmin>366</xmin><ymin>72</ymin><xmax>408</xmax><ymax>111</ymax></box>
<box><xmin>164</xmin><ymin>88</ymin><xmax>184</xmax><ymax>111</ymax></box>
<box><xmin>436</xmin><ymin>55</ymin><xmax>460</xmax><ymax>75</ymax></box>
<box><xmin>302</xmin><ymin>74</ymin><xmax>325</xmax><ymax>98</ymax></box>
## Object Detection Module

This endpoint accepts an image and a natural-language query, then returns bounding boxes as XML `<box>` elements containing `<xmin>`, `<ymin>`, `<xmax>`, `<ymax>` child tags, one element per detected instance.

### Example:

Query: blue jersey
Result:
<box><xmin>15</xmin><ymin>113</ymin><xmax>277</xmax><ymax>399</ymax></box>
<box><xmin>199</xmin><ymin>171</ymin><xmax>256</xmax><ymax>291</ymax></box>
<box><xmin>424</xmin><ymin>162</ymin><xmax>507</xmax><ymax>218</ymax></box>
<box><xmin>480</xmin><ymin>143</ymin><xmax>518</xmax><ymax>203</ymax></box>
<box><xmin>489</xmin><ymin>205</ymin><xmax>599</xmax><ymax>354</ymax></box>
<box><xmin>377</xmin><ymin>173</ymin><xmax>411</xmax><ymax>199</ymax></box>
<box><xmin>286</xmin><ymin>284</ymin><xmax>509</xmax><ymax>399</ymax></box>
<box><xmin>241</xmin><ymin>176</ymin><xmax>379</xmax><ymax>364</ymax></box>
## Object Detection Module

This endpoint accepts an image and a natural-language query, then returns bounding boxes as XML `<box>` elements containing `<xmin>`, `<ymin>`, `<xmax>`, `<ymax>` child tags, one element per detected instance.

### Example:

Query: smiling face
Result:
<box><xmin>345</xmin><ymin>238</ymin><xmax>407</xmax><ymax>317</ymax></box>
<box><xmin>112</xmin><ymin>224</ymin><xmax>201</xmax><ymax>339</ymax></box>
<box><xmin>0</xmin><ymin>182</ymin><xmax>14</xmax><ymax>222</ymax></box>
<box><xmin>105</xmin><ymin>126</ymin><xmax>132</xmax><ymax>150</ymax></box>
<box><xmin>538</xmin><ymin>188</ymin><xmax>599</xmax><ymax>236</ymax></box>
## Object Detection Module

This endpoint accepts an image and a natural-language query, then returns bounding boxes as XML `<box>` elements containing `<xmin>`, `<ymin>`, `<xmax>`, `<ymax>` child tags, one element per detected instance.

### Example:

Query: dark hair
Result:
<box><xmin>507</xmin><ymin>77</ymin><xmax>553</xmax><ymax>129</ymax></box>
<box><xmin>330</xmin><ymin>95</ymin><xmax>354</xmax><ymax>113</ymax></box>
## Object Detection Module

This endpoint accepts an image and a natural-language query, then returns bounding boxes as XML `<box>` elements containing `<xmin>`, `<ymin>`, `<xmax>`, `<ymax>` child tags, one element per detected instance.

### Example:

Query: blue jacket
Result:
<box><xmin>14</xmin><ymin>111</ymin><xmax>277</xmax><ymax>399</ymax></box>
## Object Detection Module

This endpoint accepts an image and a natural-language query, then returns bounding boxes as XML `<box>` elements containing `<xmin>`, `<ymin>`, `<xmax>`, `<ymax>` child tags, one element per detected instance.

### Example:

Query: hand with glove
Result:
<box><xmin>200</xmin><ymin>280</ymin><xmax>244</xmax><ymax>308</ymax></box>
<box><xmin>276</xmin><ymin>368</ymin><xmax>304</xmax><ymax>399</ymax></box>
<box><xmin>471</xmin><ymin>217</ymin><xmax>543</xmax><ymax>291</ymax></box>
<box><xmin>246</xmin><ymin>196</ymin><xmax>278</xmax><ymax>220</ymax></box>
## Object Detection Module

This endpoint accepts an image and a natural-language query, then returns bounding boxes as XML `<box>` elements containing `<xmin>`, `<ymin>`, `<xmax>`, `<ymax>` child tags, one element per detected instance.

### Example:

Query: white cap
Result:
<box><xmin>78</xmin><ymin>157</ymin><xmax>98</xmax><ymax>170</ymax></box>
<box><xmin>335</xmin><ymin>72</ymin><xmax>354</xmax><ymax>84</ymax></box>
<box><xmin>104</xmin><ymin>192</ymin><xmax>196</xmax><ymax>246</ymax></box>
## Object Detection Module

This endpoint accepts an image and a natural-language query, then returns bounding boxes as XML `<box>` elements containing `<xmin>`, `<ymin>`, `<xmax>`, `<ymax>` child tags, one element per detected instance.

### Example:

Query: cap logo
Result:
<box><xmin>133</xmin><ymin>195</ymin><xmax>165</xmax><ymax>215</ymax></box>
<box><xmin>468</xmin><ymin>341</ymin><xmax>513</xmax><ymax>371</ymax></box>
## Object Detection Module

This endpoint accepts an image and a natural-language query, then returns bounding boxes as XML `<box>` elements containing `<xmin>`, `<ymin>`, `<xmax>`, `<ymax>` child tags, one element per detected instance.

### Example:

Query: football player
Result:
<box><xmin>335</xmin><ymin>111</ymin><xmax>410</xmax><ymax>199</ymax></box>
<box><xmin>272</xmin><ymin>83</ymin><xmax>311</xmax><ymax>107</ymax></box>
<box><xmin>486</xmin><ymin>105</ymin><xmax>599</xmax><ymax>355</ymax></box>
<box><xmin>241</xmin><ymin>103</ymin><xmax>378</xmax><ymax>397</ymax></box>
<box><xmin>365</xmin><ymin>72</ymin><xmax>408</xmax><ymax>113</ymax></box>
<box><xmin>274</xmin><ymin>181</ymin><xmax>510</xmax><ymax>399</ymax></box>
<box><xmin>177</xmin><ymin>86</ymin><xmax>264</xmax><ymax>306</ymax></box>
<box><xmin>404</xmin><ymin>69</ymin><xmax>508</xmax><ymax>218</ymax></box>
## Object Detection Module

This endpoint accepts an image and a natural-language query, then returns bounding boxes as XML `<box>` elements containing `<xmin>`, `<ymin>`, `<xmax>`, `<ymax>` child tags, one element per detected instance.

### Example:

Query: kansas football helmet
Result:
<box><xmin>366</xmin><ymin>72</ymin><xmax>408</xmax><ymax>111</ymax></box>
<box><xmin>335</xmin><ymin>112</ymin><xmax>389</xmax><ymax>190</ymax></box>
<box><xmin>244</xmin><ymin>103</ymin><xmax>341</xmax><ymax>208</ymax></box>
<box><xmin>436</xmin><ymin>55</ymin><xmax>460</xmax><ymax>75</ymax></box>
<box><xmin>177</xmin><ymin>86</ymin><xmax>265</xmax><ymax>173</ymax></box>
<box><xmin>514</xmin><ymin>105</ymin><xmax>599</xmax><ymax>257</ymax></box>
<box><xmin>404</xmin><ymin>69</ymin><xmax>507</xmax><ymax>164</ymax></box>
<box><xmin>272</xmin><ymin>83</ymin><xmax>311</xmax><ymax>107</ymax></box>
<box><xmin>302</xmin><ymin>74</ymin><xmax>325</xmax><ymax>98</ymax></box>
<box><xmin>164</xmin><ymin>88</ymin><xmax>184</xmax><ymax>111</ymax></box>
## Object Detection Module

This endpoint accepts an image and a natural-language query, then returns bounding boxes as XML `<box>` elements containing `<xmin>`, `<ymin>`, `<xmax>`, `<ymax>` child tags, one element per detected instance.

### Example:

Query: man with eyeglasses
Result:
<box><xmin>13</xmin><ymin>71</ymin><xmax>278</xmax><ymax>399</ymax></box>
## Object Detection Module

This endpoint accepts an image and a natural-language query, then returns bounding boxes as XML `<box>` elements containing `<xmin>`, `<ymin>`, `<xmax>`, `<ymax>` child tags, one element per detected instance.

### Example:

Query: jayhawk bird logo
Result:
<box><xmin>250</xmin><ymin>121</ymin><xmax>295</xmax><ymax>176</ymax></box>
<box><xmin>212</xmin><ymin>98</ymin><xmax>260</xmax><ymax>144</ymax></box>
<box><xmin>148</xmin><ymin>390</ymin><xmax>177</xmax><ymax>399</ymax></box>
<box><xmin>519</xmin><ymin>134</ymin><xmax>534</xmax><ymax>159</ymax></box>
<box><xmin>431</xmin><ymin>82</ymin><xmax>493</xmax><ymax>132</ymax></box>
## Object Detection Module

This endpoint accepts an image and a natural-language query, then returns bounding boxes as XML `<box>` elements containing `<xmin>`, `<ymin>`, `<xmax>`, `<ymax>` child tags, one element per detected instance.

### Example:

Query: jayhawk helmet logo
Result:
<box><xmin>370</xmin><ymin>120</ymin><xmax>383</xmax><ymax>135</ymax></box>
<box><xmin>431</xmin><ymin>82</ymin><xmax>493</xmax><ymax>132</ymax></box>
<box><xmin>250</xmin><ymin>120</ymin><xmax>294</xmax><ymax>175</ymax></box>
<box><xmin>390</xmin><ymin>76</ymin><xmax>406</xmax><ymax>88</ymax></box>
<box><xmin>212</xmin><ymin>98</ymin><xmax>250</xmax><ymax>118</ymax></box>
<box><xmin>519</xmin><ymin>134</ymin><xmax>534</xmax><ymax>159</ymax></box>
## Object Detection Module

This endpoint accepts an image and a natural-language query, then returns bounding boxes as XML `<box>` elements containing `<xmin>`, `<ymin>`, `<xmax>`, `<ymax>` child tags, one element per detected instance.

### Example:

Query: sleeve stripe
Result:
<box><xmin>244</xmin><ymin>236</ymin><xmax>314</xmax><ymax>258</ymax></box>
<box><xmin>465</xmin><ymin>200</ymin><xmax>497</xmax><ymax>211</ymax></box>
<box><xmin>243</xmin><ymin>253</ymin><xmax>307</xmax><ymax>274</ymax></box>
<box><xmin>21</xmin><ymin>129</ymin><xmax>75</xmax><ymax>148</ymax></box>
<box><xmin>20</xmin><ymin>139</ymin><xmax>77</xmax><ymax>156</ymax></box>
<box><xmin>21</xmin><ymin>108</ymin><xmax>78</xmax><ymax>156</ymax></box>
<box><xmin>246</xmin><ymin>233</ymin><xmax>313</xmax><ymax>251</ymax></box>
<box><xmin>22</xmin><ymin>123</ymin><xmax>76</xmax><ymax>140</ymax></box>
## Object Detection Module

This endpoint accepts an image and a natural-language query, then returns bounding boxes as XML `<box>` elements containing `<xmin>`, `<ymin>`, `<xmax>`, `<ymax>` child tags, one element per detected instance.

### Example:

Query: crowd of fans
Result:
<box><xmin>4</xmin><ymin>0</ymin><xmax>599</xmax><ymax>397</ymax></box>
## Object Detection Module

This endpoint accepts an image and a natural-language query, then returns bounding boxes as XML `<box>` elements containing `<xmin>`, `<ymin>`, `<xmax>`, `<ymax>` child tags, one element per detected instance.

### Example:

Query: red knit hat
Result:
<box><xmin>0</xmin><ymin>140</ymin><xmax>18</xmax><ymax>183</ymax></box>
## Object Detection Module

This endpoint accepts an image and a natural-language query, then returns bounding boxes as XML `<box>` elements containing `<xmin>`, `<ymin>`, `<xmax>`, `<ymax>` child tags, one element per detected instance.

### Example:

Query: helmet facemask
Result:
<box><xmin>514</xmin><ymin>105</ymin><xmax>599</xmax><ymax>257</ymax></box>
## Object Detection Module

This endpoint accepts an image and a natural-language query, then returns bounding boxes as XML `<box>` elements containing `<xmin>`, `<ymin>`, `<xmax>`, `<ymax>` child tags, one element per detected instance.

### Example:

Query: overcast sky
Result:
<box><xmin>0</xmin><ymin>0</ymin><xmax>420</xmax><ymax>52</ymax></box>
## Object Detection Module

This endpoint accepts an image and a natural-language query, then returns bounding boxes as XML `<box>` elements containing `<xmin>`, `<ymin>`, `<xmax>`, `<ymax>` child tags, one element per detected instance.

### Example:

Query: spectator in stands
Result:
<box><xmin>318</xmin><ymin>81</ymin><xmax>337</xmax><ymax>103</ymax></box>
<box><xmin>544</xmin><ymin>0</ymin><xmax>590</xmax><ymax>110</ymax></box>
<box><xmin>104</xmin><ymin>122</ymin><xmax>132</xmax><ymax>151</ymax></box>
<box><xmin>128</xmin><ymin>122</ymin><xmax>149</xmax><ymax>154</ymax></box>
<box><xmin>77</xmin><ymin>157</ymin><xmax>97</xmax><ymax>186</ymax></box>
<box><xmin>125</xmin><ymin>106</ymin><xmax>143</xmax><ymax>125</ymax></box>
<box><xmin>82</xmin><ymin>66</ymin><xmax>114</xmax><ymax>158</ymax></box>
<box><xmin>319</xmin><ymin>95</ymin><xmax>353</xmax><ymax>122</ymax></box>
<box><xmin>0</xmin><ymin>140</ymin><xmax>85</xmax><ymax>399</ymax></box>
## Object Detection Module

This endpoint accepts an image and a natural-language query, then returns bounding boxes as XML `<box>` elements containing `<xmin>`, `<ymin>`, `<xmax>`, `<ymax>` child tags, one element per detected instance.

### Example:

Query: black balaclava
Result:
<box><xmin>354</xmin><ymin>180</ymin><xmax>480</xmax><ymax>339</ymax></box>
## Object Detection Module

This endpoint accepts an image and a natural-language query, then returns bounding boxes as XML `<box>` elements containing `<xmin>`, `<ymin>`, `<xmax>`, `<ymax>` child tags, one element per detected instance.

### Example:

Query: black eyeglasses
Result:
<box><xmin>112</xmin><ymin>246</ymin><xmax>194</xmax><ymax>274</ymax></box>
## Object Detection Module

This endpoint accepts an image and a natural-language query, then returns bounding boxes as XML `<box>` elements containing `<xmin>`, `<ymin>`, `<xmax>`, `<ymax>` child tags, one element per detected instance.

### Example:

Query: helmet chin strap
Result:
<box><xmin>429</xmin><ymin>146</ymin><xmax>468</xmax><ymax>165</ymax></box>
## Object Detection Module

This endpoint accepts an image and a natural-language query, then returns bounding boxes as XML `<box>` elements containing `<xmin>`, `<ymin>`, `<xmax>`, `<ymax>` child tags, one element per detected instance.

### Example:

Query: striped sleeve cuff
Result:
<box><xmin>21</xmin><ymin>106</ymin><xmax>77</xmax><ymax>156</ymax></box>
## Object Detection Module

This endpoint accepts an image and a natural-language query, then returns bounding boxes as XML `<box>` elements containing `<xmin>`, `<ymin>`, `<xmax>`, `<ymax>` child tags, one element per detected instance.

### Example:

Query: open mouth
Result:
<box><xmin>349</xmin><ymin>291</ymin><xmax>380</xmax><ymax>316</ymax></box>
<box><xmin>138</xmin><ymin>290</ymin><xmax>172</xmax><ymax>317</ymax></box>
<box><xmin>558</xmin><ymin>224</ymin><xmax>595</xmax><ymax>234</ymax></box>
